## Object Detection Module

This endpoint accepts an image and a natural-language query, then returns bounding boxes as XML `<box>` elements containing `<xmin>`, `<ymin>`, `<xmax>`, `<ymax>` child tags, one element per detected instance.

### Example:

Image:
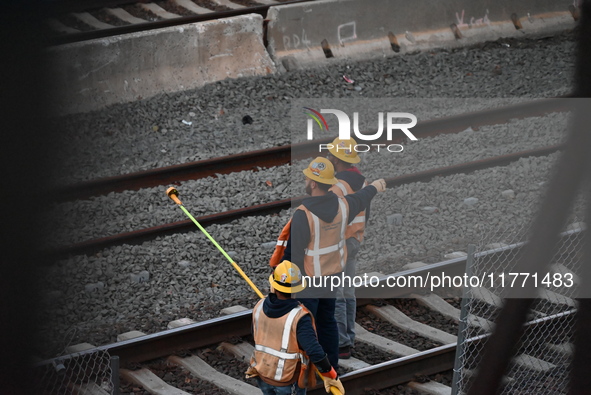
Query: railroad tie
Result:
<box><xmin>337</xmin><ymin>357</ymin><xmax>371</xmax><ymax>371</ymax></box>
<box><xmin>249</xmin><ymin>0</ymin><xmax>279</xmax><ymax>4</ymax></box>
<box><xmin>550</xmin><ymin>263</ymin><xmax>581</xmax><ymax>285</ymax></box>
<box><xmin>117</xmin><ymin>330</ymin><xmax>146</xmax><ymax>342</ymax></box>
<box><xmin>209</xmin><ymin>0</ymin><xmax>244</xmax><ymax>10</ymax></box>
<box><xmin>169</xmin><ymin>355</ymin><xmax>260</xmax><ymax>395</ymax></box>
<box><xmin>469</xmin><ymin>287</ymin><xmax>503</xmax><ymax>307</ymax></box>
<box><xmin>354</xmin><ymin>323</ymin><xmax>419</xmax><ymax>357</ymax></box>
<box><xmin>407</xmin><ymin>380</ymin><xmax>452</xmax><ymax>395</ymax></box>
<box><xmin>412</xmin><ymin>293</ymin><xmax>495</xmax><ymax>333</ymax></box>
<box><xmin>545</xmin><ymin>342</ymin><xmax>574</xmax><ymax>359</ymax></box>
<box><xmin>73</xmin><ymin>382</ymin><xmax>111</xmax><ymax>395</ymax></box>
<box><xmin>120</xmin><ymin>368</ymin><xmax>192</xmax><ymax>395</ymax></box>
<box><xmin>71</xmin><ymin>12</ymin><xmax>114</xmax><ymax>30</ymax></box>
<box><xmin>219</xmin><ymin>341</ymin><xmax>254</xmax><ymax>363</ymax></box>
<box><xmin>220</xmin><ymin>305</ymin><xmax>249</xmax><ymax>315</ymax></box>
<box><xmin>105</xmin><ymin>8</ymin><xmax>147</xmax><ymax>24</ymax></box>
<box><xmin>462</xmin><ymin>368</ymin><xmax>515</xmax><ymax>388</ymax></box>
<box><xmin>65</xmin><ymin>342</ymin><xmax>96</xmax><ymax>354</ymax></box>
<box><xmin>45</xmin><ymin>19</ymin><xmax>79</xmax><ymax>34</ymax></box>
<box><xmin>512</xmin><ymin>354</ymin><xmax>556</xmax><ymax>373</ymax></box>
<box><xmin>565</xmin><ymin>221</ymin><xmax>586</xmax><ymax>232</ymax></box>
<box><xmin>140</xmin><ymin>3</ymin><xmax>180</xmax><ymax>19</ymax></box>
<box><xmin>167</xmin><ymin>318</ymin><xmax>196</xmax><ymax>330</ymax></box>
<box><xmin>172</xmin><ymin>0</ymin><xmax>214</xmax><ymax>14</ymax></box>
<box><xmin>365</xmin><ymin>305</ymin><xmax>457</xmax><ymax>345</ymax></box>
<box><xmin>537</xmin><ymin>288</ymin><xmax>577</xmax><ymax>308</ymax></box>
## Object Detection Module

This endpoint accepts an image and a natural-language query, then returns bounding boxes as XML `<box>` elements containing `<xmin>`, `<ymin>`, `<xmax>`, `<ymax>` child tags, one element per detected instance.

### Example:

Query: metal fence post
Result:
<box><xmin>110</xmin><ymin>355</ymin><xmax>120</xmax><ymax>395</ymax></box>
<box><xmin>451</xmin><ymin>244</ymin><xmax>476</xmax><ymax>395</ymax></box>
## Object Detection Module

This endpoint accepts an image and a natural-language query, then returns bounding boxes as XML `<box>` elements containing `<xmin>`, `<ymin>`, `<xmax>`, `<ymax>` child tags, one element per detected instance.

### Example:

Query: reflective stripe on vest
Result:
<box><xmin>330</xmin><ymin>179</ymin><xmax>367</xmax><ymax>242</ymax></box>
<box><xmin>252</xmin><ymin>300</ymin><xmax>305</xmax><ymax>383</ymax></box>
<box><xmin>300</xmin><ymin>198</ymin><xmax>348</xmax><ymax>277</ymax></box>
<box><xmin>334</xmin><ymin>182</ymin><xmax>348</xmax><ymax>196</ymax></box>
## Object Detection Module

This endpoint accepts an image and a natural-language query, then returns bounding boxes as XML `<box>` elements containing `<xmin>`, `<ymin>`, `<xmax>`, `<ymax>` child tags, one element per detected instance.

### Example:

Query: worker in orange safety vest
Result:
<box><xmin>246</xmin><ymin>260</ymin><xmax>345</xmax><ymax>394</ymax></box>
<box><xmin>268</xmin><ymin>157</ymin><xmax>386</xmax><ymax>367</ymax></box>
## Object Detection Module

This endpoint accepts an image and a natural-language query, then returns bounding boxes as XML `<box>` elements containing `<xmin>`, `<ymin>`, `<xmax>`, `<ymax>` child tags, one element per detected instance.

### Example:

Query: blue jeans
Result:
<box><xmin>256</xmin><ymin>377</ymin><xmax>306</xmax><ymax>394</ymax></box>
<box><xmin>335</xmin><ymin>238</ymin><xmax>360</xmax><ymax>348</ymax></box>
<box><xmin>298</xmin><ymin>297</ymin><xmax>339</xmax><ymax>368</ymax></box>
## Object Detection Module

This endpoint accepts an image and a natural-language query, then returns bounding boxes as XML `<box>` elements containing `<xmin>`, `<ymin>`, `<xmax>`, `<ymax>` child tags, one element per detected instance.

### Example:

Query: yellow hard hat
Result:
<box><xmin>302</xmin><ymin>157</ymin><xmax>338</xmax><ymax>185</ymax></box>
<box><xmin>269</xmin><ymin>260</ymin><xmax>306</xmax><ymax>293</ymax></box>
<box><xmin>328</xmin><ymin>137</ymin><xmax>360</xmax><ymax>164</ymax></box>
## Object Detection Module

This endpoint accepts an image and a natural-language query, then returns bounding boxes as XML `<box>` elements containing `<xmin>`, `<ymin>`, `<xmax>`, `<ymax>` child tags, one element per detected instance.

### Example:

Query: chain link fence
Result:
<box><xmin>34</xmin><ymin>349</ymin><xmax>118</xmax><ymax>395</ymax></box>
<box><xmin>452</xmin><ymin>221</ymin><xmax>584</xmax><ymax>395</ymax></box>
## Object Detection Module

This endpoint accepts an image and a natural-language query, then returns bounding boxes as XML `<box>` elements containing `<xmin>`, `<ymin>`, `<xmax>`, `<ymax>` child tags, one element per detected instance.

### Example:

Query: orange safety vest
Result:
<box><xmin>269</xmin><ymin>199</ymin><xmax>349</xmax><ymax>276</ymax></box>
<box><xmin>250</xmin><ymin>299</ymin><xmax>315</xmax><ymax>388</ymax></box>
<box><xmin>330</xmin><ymin>179</ymin><xmax>368</xmax><ymax>243</ymax></box>
<box><xmin>299</xmin><ymin>198</ymin><xmax>348</xmax><ymax>277</ymax></box>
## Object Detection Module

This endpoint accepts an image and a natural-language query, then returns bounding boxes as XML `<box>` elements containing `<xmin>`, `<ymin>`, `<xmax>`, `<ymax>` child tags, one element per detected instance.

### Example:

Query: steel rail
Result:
<box><xmin>55</xmin><ymin>97</ymin><xmax>570</xmax><ymax>201</ymax></box>
<box><xmin>34</xmin><ymin>255</ymin><xmax>578</xmax><ymax>394</ymax></box>
<box><xmin>50</xmin><ymin>143</ymin><xmax>563</xmax><ymax>259</ymax></box>
<box><xmin>325</xmin><ymin>304</ymin><xmax>577</xmax><ymax>395</ymax></box>
<box><xmin>45</xmin><ymin>0</ymin><xmax>313</xmax><ymax>46</ymax></box>
<box><xmin>34</xmin><ymin>249</ymin><xmax>486</xmax><ymax>366</ymax></box>
<box><xmin>37</xmin><ymin>229</ymin><xmax>581</xmax><ymax>392</ymax></box>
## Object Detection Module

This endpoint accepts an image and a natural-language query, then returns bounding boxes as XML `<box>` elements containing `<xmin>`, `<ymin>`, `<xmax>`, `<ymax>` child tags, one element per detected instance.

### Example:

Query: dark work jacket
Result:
<box><xmin>282</xmin><ymin>185</ymin><xmax>377</xmax><ymax>275</ymax></box>
<box><xmin>261</xmin><ymin>293</ymin><xmax>326</xmax><ymax>364</ymax></box>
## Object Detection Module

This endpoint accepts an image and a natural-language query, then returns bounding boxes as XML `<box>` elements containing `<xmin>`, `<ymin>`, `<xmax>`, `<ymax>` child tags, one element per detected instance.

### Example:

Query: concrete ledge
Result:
<box><xmin>48</xmin><ymin>0</ymin><xmax>577</xmax><ymax>116</ymax></box>
<box><xmin>48</xmin><ymin>14</ymin><xmax>276</xmax><ymax>115</ymax></box>
<box><xmin>266</xmin><ymin>0</ymin><xmax>576</xmax><ymax>69</ymax></box>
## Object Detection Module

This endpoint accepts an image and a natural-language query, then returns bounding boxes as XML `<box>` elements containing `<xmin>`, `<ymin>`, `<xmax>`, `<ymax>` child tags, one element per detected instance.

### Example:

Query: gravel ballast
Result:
<box><xmin>37</xmin><ymin>32</ymin><xmax>580</xmax><ymax>361</ymax></box>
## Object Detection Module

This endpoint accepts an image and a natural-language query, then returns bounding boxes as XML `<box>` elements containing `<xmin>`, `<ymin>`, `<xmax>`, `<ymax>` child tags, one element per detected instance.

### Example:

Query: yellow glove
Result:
<box><xmin>370</xmin><ymin>179</ymin><xmax>387</xmax><ymax>193</ymax></box>
<box><xmin>245</xmin><ymin>366</ymin><xmax>259</xmax><ymax>379</ymax></box>
<box><xmin>323</xmin><ymin>376</ymin><xmax>345</xmax><ymax>394</ymax></box>
<box><xmin>320</xmin><ymin>367</ymin><xmax>345</xmax><ymax>394</ymax></box>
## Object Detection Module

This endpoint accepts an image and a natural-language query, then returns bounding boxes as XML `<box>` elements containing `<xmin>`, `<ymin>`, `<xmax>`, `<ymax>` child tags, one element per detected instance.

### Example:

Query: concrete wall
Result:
<box><xmin>48</xmin><ymin>1</ymin><xmax>578</xmax><ymax>115</ymax></box>
<box><xmin>48</xmin><ymin>14</ymin><xmax>276</xmax><ymax>115</ymax></box>
<box><xmin>266</xmin><ymin>0</ymin><xmax>577</xmax><ymax>70</ymax></box>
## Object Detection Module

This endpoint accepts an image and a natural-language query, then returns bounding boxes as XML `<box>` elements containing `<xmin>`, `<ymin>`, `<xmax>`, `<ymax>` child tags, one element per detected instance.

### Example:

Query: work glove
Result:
<box><xmin>323</xmin><ymin>377</ymin><xmax>345</xmax><ymax>394</ymax></box>
<box><xmin>245</xmin><ymin>366</ymin><xmax>259</xmax><ymax>379</ymax></box>
<box><xmin>321</xmin><ymin>367</ymin><xmax>345</xmax><ymax>394</ymax></box>
<box><xmin>370</xmin><ymin>179</ymin><xmax>387</xmax><ymax>193</ymax></box>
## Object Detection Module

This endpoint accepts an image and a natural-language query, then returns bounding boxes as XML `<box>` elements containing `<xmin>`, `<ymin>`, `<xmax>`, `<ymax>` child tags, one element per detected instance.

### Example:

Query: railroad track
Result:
<box><xmin>34</xmin><ymin>235</ymin><xmax>581</xmax><ymax>394</ymax></box>
<box><xmin>51</xmin><ymin>143</ymin><xmax>562</xmax><ymax>258</ymax></box>
<box><xmin>56</xmin><ymin>97</ymin><xmax>569</xmax><ymax>201</ymax></box>
<box><xmin>44</xmin><ymin>0</ymin><xmax>314</xmax><ymax>46</ymax></box>
<box><xmin>48</xmin><ymin>96</ymin><xmax>571</xmax><ymax>258</ymax></box>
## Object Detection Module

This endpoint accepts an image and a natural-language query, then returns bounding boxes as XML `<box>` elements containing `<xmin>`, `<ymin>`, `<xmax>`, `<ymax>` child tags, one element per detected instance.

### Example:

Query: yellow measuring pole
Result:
<box><xmin>166</xmin><ymin>187</ymin><xmax>342</xmax><ymax>395</ymax></box>
<box><xmin>166</xmin><ymin>187</ymin><xmax>264</xmax><ymax>299</ymax></box>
